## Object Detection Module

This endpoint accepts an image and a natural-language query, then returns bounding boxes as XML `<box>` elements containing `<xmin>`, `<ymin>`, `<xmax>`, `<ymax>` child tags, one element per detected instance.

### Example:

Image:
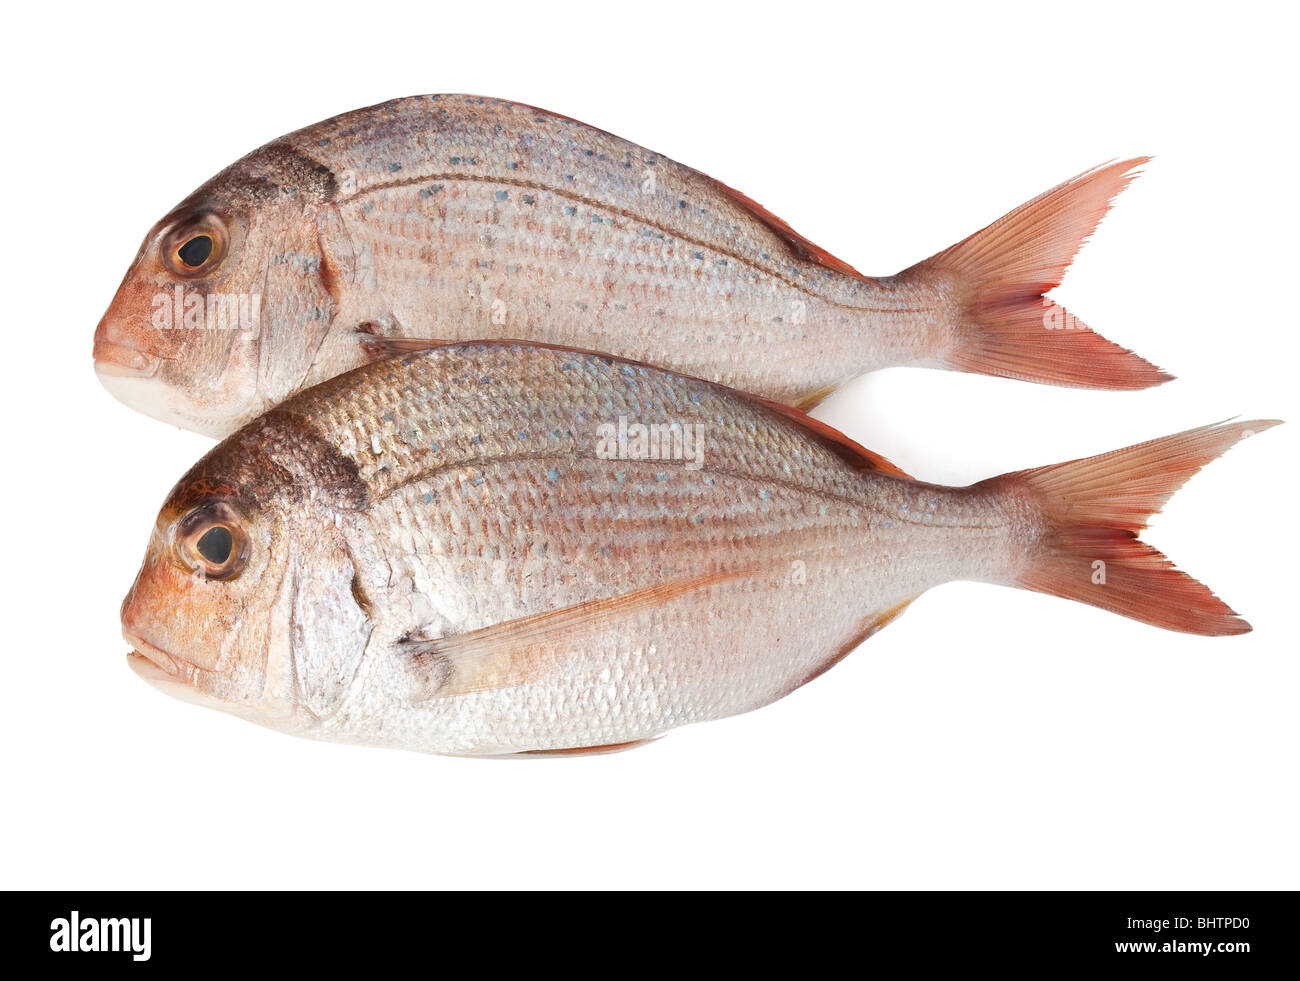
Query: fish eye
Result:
<box><xmin>196</xmin><ymin>524</ymin><xmax>233</xmax><ymax>564</ymax></box>
<box><xmin>177</xmin><ymin>235</ymin><xmax>214</xmax><ymax>268</ymax></box>
<box><xmin>175</xmin><ymin>503</ymin><xmax>248</xmax><ymax>580</ymax></box>
<box><xmin>161</xmin><ymin>213</ymin><xmax>228</xmax><ymax>278</ymax></box>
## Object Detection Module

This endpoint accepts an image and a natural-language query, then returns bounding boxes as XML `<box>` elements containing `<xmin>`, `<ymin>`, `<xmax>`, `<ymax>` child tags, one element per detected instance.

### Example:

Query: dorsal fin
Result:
<box><xmin>445</xmin><ymin>97</ymin><xmax>869</xmax><ymax>283</ymax></box>
<box><xmin>708</xmin><ymin>178</ymin><xmax>870</xmax><ymax>281</ymax></box>
<box><xmin>353</xmin><ymin>337</ymin><xmax>909</xmax><ymax>478</ymax></box>
<box><xmin>752</xmin><ymin>395</ymin><xmax>912</xmax><ymax>478</ymax></box>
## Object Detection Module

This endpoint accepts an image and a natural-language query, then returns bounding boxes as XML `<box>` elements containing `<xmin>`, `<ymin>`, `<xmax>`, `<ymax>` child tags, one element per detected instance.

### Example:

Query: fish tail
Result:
<box><xmin>901</xmin><ymin>157</ymin><xmax>1170</xmax><ymax>390</ymax></box>
<box><xmin>982</xmin><ymin>419</ymin><xmax>1280</xmax><ymax>635</ymax></box>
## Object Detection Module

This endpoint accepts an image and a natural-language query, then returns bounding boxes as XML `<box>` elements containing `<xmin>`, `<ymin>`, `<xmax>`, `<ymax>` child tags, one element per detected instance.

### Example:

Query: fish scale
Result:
<box><xmin>123</xmin><ymin>343</ymin><xmax>1032</xmax><ymax>754</ymax></box>
<box><xmin>334</xmin><ymin>172</ymin><xmax>885</xmax><ymax>387</ymax></box>
<box><xmin>306</xmin><ymin>346</ymin><xmax>893</xmax><ymax>507</ymax></box>
<box><xmin>96</xmin><ymin>95</ymin><xmax>1165</xmax><ymax>437</ymax></box>
<box><xmin>120</xmin><ymin>349</ymin><xmax>1269</xmax><ymax>755</ymax></box>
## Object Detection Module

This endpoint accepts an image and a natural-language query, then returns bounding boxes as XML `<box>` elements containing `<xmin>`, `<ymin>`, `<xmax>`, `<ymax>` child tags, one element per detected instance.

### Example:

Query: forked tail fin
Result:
<box><xmin>983</xmin><ymin>420</ymin><xmax>1280</xmax><ymax>635</ymax></box>
<box><xmin>901</xmin><ymin>158</ymin><xmax>1171</xmax><ymax>390</ymax></box>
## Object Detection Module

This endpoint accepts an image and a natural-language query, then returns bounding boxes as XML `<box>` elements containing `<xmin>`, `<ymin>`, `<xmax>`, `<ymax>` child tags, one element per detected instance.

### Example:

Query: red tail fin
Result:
<box><xmin>987</xmin><ymin>420</ymin><xmax>1280</xmax><ymax>635</ymax></box>
<box><xmin>903</xmin><ymin>158</ymin><xmax>1170</xmax><ymax>390</ymax></box>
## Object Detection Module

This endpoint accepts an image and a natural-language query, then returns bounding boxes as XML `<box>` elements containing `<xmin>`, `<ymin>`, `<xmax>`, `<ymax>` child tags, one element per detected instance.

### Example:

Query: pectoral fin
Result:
<box><xmin>404</xmin><ymin>568</ymin><xmax>751</xmax><ymax>699</ymax></box>
<box><xmin>359</xmin><ymin>332</ymin><xmax>454</xmax><ymax>361</ymax></box>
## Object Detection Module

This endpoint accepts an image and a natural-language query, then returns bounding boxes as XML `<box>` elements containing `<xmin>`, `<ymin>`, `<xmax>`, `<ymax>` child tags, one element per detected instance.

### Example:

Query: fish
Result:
<box><xmin>94</xmin><ymin>94</ymin><xmax>1167</xmax><ymax>437</ymax></box>
<box><xmin>119</xmin><ymin>342</ymin><xmax>1273</xmax><ymax>757</ymax></box>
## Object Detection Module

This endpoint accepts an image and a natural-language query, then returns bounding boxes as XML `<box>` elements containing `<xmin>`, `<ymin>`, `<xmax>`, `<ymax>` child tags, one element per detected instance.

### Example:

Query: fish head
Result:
<box><xmin>95</xmin><ymin>148</ymin><xmax>343</xmax><ymax>437</ymax></box>
<box><xmin>122</xmin><ymin>418</ymin><xmax>372</xmax><ymax>729</ymax></box>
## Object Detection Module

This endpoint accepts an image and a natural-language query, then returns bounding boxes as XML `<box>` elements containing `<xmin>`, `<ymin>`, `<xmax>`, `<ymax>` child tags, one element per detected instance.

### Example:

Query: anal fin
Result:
<box><xmin>790</xmin><ymin>595</ymin><xmax>917</xmax><ymax>693</ymax></box>
<box><xmin>511</xmin><ymin>738</ymin><xmax>659</xmax><ymax>758</ymax></box>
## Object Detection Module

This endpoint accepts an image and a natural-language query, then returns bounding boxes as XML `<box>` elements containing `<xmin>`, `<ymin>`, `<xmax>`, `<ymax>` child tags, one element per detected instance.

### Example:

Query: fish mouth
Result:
<box><xmin>124</xmin><ymin>633</ymin><xmax>207</xmax><ymax>693</ymax></box>
<box><xmin>93</xmin><ymin>336</ymin><xmax>162</xmax><ymax>378</ymax></box>
<box><xmin>124</xmin><ymin>635</ymin><xmax>289</xmax><ymax>724</ymax></box>
<box><xmin>125</xmin><ymin>637</ymin><xmax>219</xmax><ymax>709</ymax></box>
<box><xmin>127</xmin><ymin>650</ymin><xmax>177</xmax><ymax>684</ymax></box>
<box><xmin>125</xmin><ymin>648</ymin><xmax>232</xmax><ymax>714</ymax></box>
<box><xmin>126</xmin><ymin>633</ymin><xmax>180</xmax><ymax>676</ymax></box>
<box><xmin>94</xmin><ymin>354</ymin><xmax>240</xmax><ymax>438</ymax></box>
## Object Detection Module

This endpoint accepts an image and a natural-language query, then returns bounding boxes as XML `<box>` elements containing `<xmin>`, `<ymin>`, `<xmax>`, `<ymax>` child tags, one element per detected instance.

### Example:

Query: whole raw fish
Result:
<box><xmin>94</xmin><ymin>95</ymin><xmax>1166</xmax><ymax>437</ymax></box>
<box><xmin>120</xmin><ymin>342</ymin><xmax>1270</xmax><ymax>756</ymax></box>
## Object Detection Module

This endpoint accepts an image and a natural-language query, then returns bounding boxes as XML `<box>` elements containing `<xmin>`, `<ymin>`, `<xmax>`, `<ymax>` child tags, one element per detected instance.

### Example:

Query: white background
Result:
<box><xmin>2</xmin><ymin>1</ymin><xmax>1295</xmax><ymax>890</ymax></box>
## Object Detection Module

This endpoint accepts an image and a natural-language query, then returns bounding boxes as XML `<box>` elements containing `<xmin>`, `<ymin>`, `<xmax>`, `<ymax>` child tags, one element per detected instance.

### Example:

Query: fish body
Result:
<box><xmin>121</xmin><ymin>343</ymin><xmax>1268</xmax><ymax>756</ymax></box>
<box><xmin>95</xmin><ymin>95</ymin><xmax>1165</xmax><ymax>437</ymax></box>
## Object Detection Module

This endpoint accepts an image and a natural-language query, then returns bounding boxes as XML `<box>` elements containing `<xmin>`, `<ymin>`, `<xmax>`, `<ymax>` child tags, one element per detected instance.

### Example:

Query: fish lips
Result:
<box><xmin>127</xmin><ymin>643</ymin><xmax>178</xmax><ymax>679</ymax></box>
<box><xmin>125</xmin><ymin>633</ymin><xmax>203</xmax><ymax>696</ymax></box>
<box><xmin>93</xmin><ymin>343</ymin><xmax>162</xmax><ymax>379</ymax></box>
<box><xmin>125</xmin><ymin>647</ymin><xmax>249</xmax><ymax>720</ymax></box>
<box><xmin>124</xmin><ymin>633</ymin><xmax>299</xmax><ymax>725</ymax></box>
<box><xmin>95</xmin><ymin>363</ymin><xmax>236</xmax><ymax>438</ymax></box>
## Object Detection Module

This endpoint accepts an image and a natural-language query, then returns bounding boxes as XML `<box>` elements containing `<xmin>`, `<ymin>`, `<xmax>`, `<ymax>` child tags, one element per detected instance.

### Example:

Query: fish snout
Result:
<box><xmin>121</xmin><ymin>608</ymin><xmax>180</xmax><ymax>673</ymax></box>
<box><xmin>93</xmin><ymin>314</ymin><xmax>164</xmax><ymax>378</ymax></box>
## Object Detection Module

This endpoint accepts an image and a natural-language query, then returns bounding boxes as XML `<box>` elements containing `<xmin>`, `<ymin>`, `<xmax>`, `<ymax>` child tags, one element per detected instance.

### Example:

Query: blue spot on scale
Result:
<box><xmin>547</xmin><ymin>467</ymin><xmax>560</xmax><ymax>482</ymax></box>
